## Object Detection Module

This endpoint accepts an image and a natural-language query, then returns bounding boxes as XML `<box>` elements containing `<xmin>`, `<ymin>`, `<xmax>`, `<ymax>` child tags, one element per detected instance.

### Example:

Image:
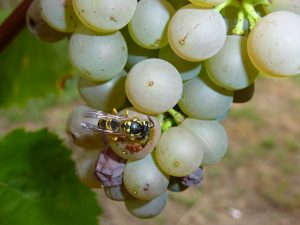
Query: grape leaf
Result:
<box><xmin>0</xmin><ymin>29</ymin><xmax>71</xmax><ymax>107</ymax></box>
<box><xmin>0</xmin><ymin>129</ymin><xmax>101</xmax><ymax>225</ymax></box>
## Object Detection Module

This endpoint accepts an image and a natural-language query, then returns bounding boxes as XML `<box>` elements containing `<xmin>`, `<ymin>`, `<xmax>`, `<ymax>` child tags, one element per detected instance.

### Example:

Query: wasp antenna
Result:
<box><xmin>112</xmin><ymin>108</ymin><xmax>118</xmax><ymax>115</ymax></box>
<box><xmin>148</xmin><ymin>116</ymin><xmax>155</xmax><ymax>128</ymax></box>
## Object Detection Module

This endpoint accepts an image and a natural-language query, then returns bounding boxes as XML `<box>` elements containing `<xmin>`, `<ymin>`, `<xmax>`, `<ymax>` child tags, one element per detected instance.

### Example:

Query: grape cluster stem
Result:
<box><xmin>159</xmin><ymin>108</ymin><xmax>185</xmax><ymax>132</ymax></box>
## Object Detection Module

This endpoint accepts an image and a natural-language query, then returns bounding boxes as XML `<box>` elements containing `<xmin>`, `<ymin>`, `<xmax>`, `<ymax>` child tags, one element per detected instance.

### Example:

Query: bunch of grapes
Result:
<box><xmin>26</xmin><ymin>0</ymin><xmax>300</xmax><ymax>219</ymax></box>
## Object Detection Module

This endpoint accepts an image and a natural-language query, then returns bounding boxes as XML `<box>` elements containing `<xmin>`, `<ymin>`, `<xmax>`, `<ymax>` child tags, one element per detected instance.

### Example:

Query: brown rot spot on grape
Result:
<box><xmin>148</xmin><ymin>80</ymin><xmax>154</xmax><ymax>87</ymax></box>
<box><xmin>143</xmin><ymin>184</ymin><xmax>150</xmax><ymax>191</ymax></box>
<box><xmin>125</xmin><ymin>142</ymin><xmax>143</xmax><ymax>153</ymax></box>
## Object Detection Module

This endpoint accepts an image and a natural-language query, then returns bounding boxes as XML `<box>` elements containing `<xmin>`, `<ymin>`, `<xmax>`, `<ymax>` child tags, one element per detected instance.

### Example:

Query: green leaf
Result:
<box><xmin>0</xmin><ymin>29</ymin><xmax>71</xmax><ymax>107</ymax></box>
<box><xmin>0</xmin><ymin>129</ymin><xmax>101</xmax><ymax>225</ymax></box>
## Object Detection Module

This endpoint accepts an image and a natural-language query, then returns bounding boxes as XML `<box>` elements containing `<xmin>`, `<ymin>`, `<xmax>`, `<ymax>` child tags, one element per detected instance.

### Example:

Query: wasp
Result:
<box><xmin>81</xmin><ymin>109</ymin><xmax>154</xmax><ymax>146</ymax></box>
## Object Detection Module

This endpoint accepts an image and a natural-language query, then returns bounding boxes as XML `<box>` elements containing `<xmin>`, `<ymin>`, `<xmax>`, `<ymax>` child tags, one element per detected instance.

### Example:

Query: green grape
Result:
<box><xmin>38</xmin><ymin>0</ymin><xmax>77</xmax><ymax>32</ymax></box>
<box><xmin>125</xmin><ymin>58</ymin><xmax>182</xmax><ymax>115</ymax></box>
<box><xmin>180</xmin><ymin>119</ymin><xmax>228</xmax><ymax>165</ymax></box>
<box><xmin>66</xmin><ymin>105</ymin><xmax>104</xmax><ymax>149</ymax></box>
<box><xmin>121</xmin><ymin>28</ymin><xmax>159</xmax><ymax>69</ymax></box>
<box><xmin>159</xmin><ymin>45</ymin><xmax>202</xmax><ymax>81</ymax></box>
<box><xmin>78</xmin><ymin>70</ymin><xmax>127</xmax><ymax>112</ymax></box>
<box><xmin>125</xmin><ymin>191</ymin><xmax>168</xmax><ymax>218</ymax></box>
<box><xmin>26</xmin><ymin>0</ymin><xmax>67</xmax><ymax>43</ymax></box>
<box><xmin>123</xmin><ymin>154</ymin><xmax>169</xmax><ymax>201</ymax></box>
<box><xmin>73</xmin><ymin>0</ymin><xmax>137</xmax><ymax>33</ymax></box>
<box><xmin>109</xmin><ymin>108</ymin><xmax>161</xmax><ymax>160</ymax></box>
<box><xmin>104</xmin><ymin>185</ymin><xmax>130</xmax><ymax>201</ymax></box>
<box><xmin>178</xmin><ymin>72</ymin><xmax>233</xmax><ymax>120</ymax></box>
<box><xmin>155</xmin><ymin>127</ymin><xmax>204</xmax><ymax>177</ymax></box>
<box><xmin>264</xmin><ymin>0</ymin><xmax>300</xmax><ymax>15</ymax></box>
<box><xmin>168</xmin><ymin>4</ymin><xmax>226</xmax><ymax>62</ymax></box>
<box><xmin>68</xmin><ymin>27</ymin><xmax>128</xmax><ymax>81</ymax></box>
<box><xmin>71</xmin><ymin>146</ymin><xmax>103</xmax><ymax>188</ymax></box>
<box><xmin>188</xmin><ymin>0</ymin><xmax>226</xmax><ymax>8</ymax></box>
<box><xmin>129</xmin><ymin>0</ymin><xmax>175</xmax><ymax>49</ymax></box>
<box><xmin>248</xmin><ymin>11</ymin><xmax>300</xmax><ymax>77</ymax></box>
<box><xmin>206</xmin><ymin>35</ymin><xmax>258</xmax><ymax>90</ymax></box>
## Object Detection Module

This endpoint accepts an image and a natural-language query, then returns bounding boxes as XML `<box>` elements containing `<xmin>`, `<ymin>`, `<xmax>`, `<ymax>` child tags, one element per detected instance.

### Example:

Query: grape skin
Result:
<box><xmin>188</xmin><ymin>0</ymin><xmax>227</xmax><ymax>8</ymax></box>
<box><xmin>73</xmin><ymin>0</ymin><xmax>137</xmax><ymax>33</ymax></box>
<box><xmin>168</xmin><ymin>4</ymin><xmax>226</xmax><ymax>62</ymax></box>
<box><xmin>68</xmin><ymin>27</ymin><xmax>128</xmax><ymax>81</ymax></box>
<box><xmin>125</xmin><ymin>191</ymin><xmax>168</xmax><ymax>218</ymax></box>
<box><xmin>129</xmin><ymin>0</ymin><xmax>175</xmax><ymax>49</ymax></box>
<box><xmin>178</xmin><ymin>73</ymin><xmax>233</xmax><ymax>120</ymax></box>
<box><xmin>247</xmin><ymin>11</ymin><xmax>300</xmax><ymax>77</ymax></box>
<box><xmin>104</xmin><ymin>185</ymin><xmax>130</xmax><ymax>201</ymax></box>
<box><xmin>125</xmin><ymin>58</ymin><xmax>182</xmax><ymax>115</ymax></box>
<box><xmin>78</xmin><ymin>70</ymin><xmax>127</xmax><ymax>112</ymax></box>
<box><xmin>123</xmin><ymin>154</ymin><xmax>169</xmax><ymax>201</ymax></box>
<box><xmin>264</xmin><ymin>0</ymin><xmax>300</xmax><ymax>15</ymax></box>
<box><xmin>155</xmin><ymin>127</ymin><xmax>204</xmax><ymax>177</ymax></box>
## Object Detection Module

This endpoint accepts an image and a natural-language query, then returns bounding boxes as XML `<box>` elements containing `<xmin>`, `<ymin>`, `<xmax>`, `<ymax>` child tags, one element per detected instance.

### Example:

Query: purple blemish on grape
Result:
<box><xmin>181</xmin><ymin>167</ymin><xmax>203</xmax><ymax>187</ymax></box>
<box><xmin>95</xmin><ymin>145</ymin><xmax>126</xmax><ymax>187</ymax></box>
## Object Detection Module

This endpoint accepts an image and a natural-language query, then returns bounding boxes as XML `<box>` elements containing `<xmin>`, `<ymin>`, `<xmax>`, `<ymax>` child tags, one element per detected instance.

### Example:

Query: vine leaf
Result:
<box><xmin>0</xmin><ymin>129</ymin><xmax>101</xmax><ymax>225</ymax></box>
<box><xmin>0</xmin><ymin>29</ymin><xmax>71</xmax><ymax>107</ymax></box>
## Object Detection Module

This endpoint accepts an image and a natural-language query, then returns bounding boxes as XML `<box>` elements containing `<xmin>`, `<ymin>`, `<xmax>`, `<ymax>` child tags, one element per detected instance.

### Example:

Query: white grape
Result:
<box><xmin>78</xmin><ymin>70</ymin><xmax>127</xmax><ymax>112</ymax></box>
<box><xmin>178</xmin><ymin>73</ymin><xmax>233</xmax><ymax>120</ymax></box>
<box><xmin>38</xmin><ymin>0</ymin><xmax>77</xmax><ymax>32</ymax></box>
<box><xmin>264</xmin><ymin>0</ymin><xmax>300</xmax><ymax>15</ymax></box>
<box><xmin>180</xmin><ymin>119</ymin><xmax>228</xmax><ymax>165</ymax></box>
<box><xmin>73</xmin><ymin>0</ymin><xmax>137</xmax><ymax>33</ymax></box>
<box><xmin>129</xmin><ymin>0</ymin><xmax>175</xmax><ymax>49</ymax></box>
<box><xmin>104</xmin><ymin>185</ymin><xmax>130</xmax><ymax>201</ymax></box>
<box><xmin>247</xmin><ymin>11</ymin><xmax>300</xmax><ymax>77</ymax></box>
<box><xmin>123</xmin><ymin>154</ymin><xmax>169</xmax><ymax>201</ymax></box>
<box><xmin>168</xmin><ymin>4</ymin><xmax>226</xmax><ymax>61</ymax></box>
<box><xmin>155</xmin><ymin>126</ymin><xmax>204</xmax><ymax>177</ymax></box>
<box><xmin>68</xmin><ymin>27</ymin><xmax>128</xmax><ymax>81</ymax></box>
<box><xmin>159</xmin><ymin>45</ymin><xmax>202</xmax><ymax>81</ymax></box>
<box><xmin>206</xmin><ymin>35</ymin><xmax>258</xmax><ymax>90</ymax></box>
<box><xmin>125</xmin><ymin>58</ymin><xmax>182</xmax><ymax>115</ymax></box>
<box><xmin>125</xmin><ymin>191</ymin><xmax>168</xmax><ymax>218</ymax></box>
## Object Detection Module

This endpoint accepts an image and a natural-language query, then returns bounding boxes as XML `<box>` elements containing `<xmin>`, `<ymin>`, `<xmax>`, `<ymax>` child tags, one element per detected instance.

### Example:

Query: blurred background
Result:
<box><xmin>1</xmin><ymin>1</ymin><xmax>300</xmax><ymax>225</ymax></box>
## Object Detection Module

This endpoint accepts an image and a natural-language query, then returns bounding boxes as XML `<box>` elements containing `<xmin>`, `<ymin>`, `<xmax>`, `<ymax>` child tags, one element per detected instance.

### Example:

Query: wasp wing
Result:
<box><xmin>83</xmin><ymin>111</ymin><xmax>128</xmax><ymax>121</ymax></box>
<box><xmin>81</xmin><ymin>122</ymin><xmax>130</xmax><ymax>137</ymax></box>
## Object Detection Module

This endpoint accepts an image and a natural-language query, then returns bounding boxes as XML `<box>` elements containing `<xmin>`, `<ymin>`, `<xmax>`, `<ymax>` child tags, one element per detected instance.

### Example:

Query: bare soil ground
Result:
<box><xmin>1</xmin><ymin>75</ymin><xmax>299</xmax><ymax>225</ymax></box>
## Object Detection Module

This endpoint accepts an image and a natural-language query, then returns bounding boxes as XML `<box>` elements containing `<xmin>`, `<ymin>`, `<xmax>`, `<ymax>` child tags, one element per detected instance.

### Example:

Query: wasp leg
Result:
<box><xmin>112</xmin><ymin>108</ymin><xmax>118</xmax><ymax>115</ymax></box>
<box><xmin>111</xmin><ymin>136</ymin><xmax>118</xmax><ymax>141</ymax></box>
<box><xmin>125</xmin><ymin>109</ymin><xmax>129</xmax><ymax>117</ymax></box>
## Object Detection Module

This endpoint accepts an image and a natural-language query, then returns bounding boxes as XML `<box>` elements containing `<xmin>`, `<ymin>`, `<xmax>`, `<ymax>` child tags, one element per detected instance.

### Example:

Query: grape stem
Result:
<box><xmin>0</xmin><ymin>0</ymin><xmax>33</xmax><ymax>53</ymax></box>
<box><xmin>167</xmin><ymin>108</ymin><xmax>185</xmax><ymax>125</ymax></box>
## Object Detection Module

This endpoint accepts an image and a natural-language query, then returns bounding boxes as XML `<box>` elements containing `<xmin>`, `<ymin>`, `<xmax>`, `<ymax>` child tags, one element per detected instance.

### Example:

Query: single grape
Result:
<box><xmin>121</xmin><ymin>28</ymin><xmax>159</xmax><ymax>69</ymax></box>
<box><xmin>129</xmin><ymin>0</ymin><xmax>175</xmax><ymax>49</ymax></box>
<box><xmin>73</xmin><ymin>0</ymin><xmax>137</xmax><ymax>33</ymax></box>
<box><xmin>109</xmin><ymin>108</ymin><xmax>161</xmax><ymax>160</ymax></box>
<box><xmin>188</xmin><ymin>0</ymin><xmax>227</xmax><ymax>8</ymax></box>
<box><xmin>180</xmin><ymin>119</ymin><xmax>228</xmax><ymax>165</ymax></box>
<box><xmin>159</xmin><ymin>45</ymin><xmax>202</xmax><ymax>81</ymax></box>
<box><xmin>125</xmin><ymin>191</ymin><xmax>168</xmax><ymax>218</ymax></box>
<box><xmin>68</xmin><ymin>27</ymin><xmax>128</xmax><ymax>81</ymax></box>
<box><xmin>233</xmin><ymin>83</ymin><xmax>255</xmax><ymax>103</ymax></box>
<box><xmin>168</xmin><ymin>4</ymin><xmax>226</xmax><ymax>61</ymax></box>
<box><xmin>71</xmin><ymin>146</ymin><xmax>103</xmax><ymax>188</ymax></box>
<box><xmin>66</xmin><ymin>105</ymin><xmax>104</xmax><ymax>149</ymax></box>
<box><xmin>264</xmin><ymin>0</ymin><xmax>300</xmax><ymax>15</ymax></box>
<box><xmin>123</xmin><ymin>154</ymin><xmax>169</xmax><ymax>201</ymax></box>
<box><xmin>78</xmin><ymin>70</ymin><xmax>127</xmax><ymax>112</ymax></box>
<box><xmin>155</xmin><ymin>126</ymin><xmax>204</xmax><ymax>177</ymax></box>
<box><xmin>247</xmin><ymin>11</ymin><xmax>300</xmax><ymax>77</ymax></box>
<box><xmin>104</xmin><ymin>185</ymin><xmax>130</xmax><ymax>201</ymax></box>
<box><xmin>206</xmin><ymin>35</ymin><xmax>258</xmax><ymax>90</ymax></box>
<box><xmin>178</xmin><ymin>72</ymin><xmax>233</xmax><ymax>120</ymax></box>
<box><xmin>38</xmin><ymin>0</ymin><xmax>77</xmax><ymax>32</ymax></box>
<box><xmin>95</xmin><ymin>146</ymin><xmax>126</xmax><ymax>187</ymax></box>
<box><xmin>26</xmin><ymin>0</ymin><xmax>67</xmax><ymax>43</ymax></box>
<box><xmin>125</xmin><ymin>58</ymin><xmax>182</xmax><ymax>115</ymax></box>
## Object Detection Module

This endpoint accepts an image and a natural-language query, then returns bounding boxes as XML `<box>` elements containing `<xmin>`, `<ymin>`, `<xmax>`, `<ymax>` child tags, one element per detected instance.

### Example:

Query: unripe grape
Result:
<box><xmin>73</xmin><ymin>0</ymin><xmax>137</xmax><ymax>33</ymax></box>
<box><xmin>68</xmin><ymin>27</ymin><xmax>128</xmax><ymax>81</ymax></box>
<box><xmin>247</xmin><ymin>11</ymin><xmax>300</xmax><ymax>77</ymax></box>
<box><xmin>123</xmin><ymin>154</ymin><xmax>169</xmax><ymax>201</ymax></box>
<box><xmin>78</xmin><ymin>70</ymin><xmax>127</xmax><ymax>112</ymax></box>
<box><xmin>125</xmin><ymin>192</ymin><xmax>168</xmax><ymax>218</ymax></box>
<box><xmin>125</xmin><ymin>58</ymin><xmax>182</xmax><ymax>115</ymax></box>
<box><xmin>155</xmin><ymin>127</ymin><xmax>204</xmax><ymax>177</ymax></box>
<box><xmin>26</xmin><ymin>0</ymin><xmax>67</xmax><ymax>43</ymax></box>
